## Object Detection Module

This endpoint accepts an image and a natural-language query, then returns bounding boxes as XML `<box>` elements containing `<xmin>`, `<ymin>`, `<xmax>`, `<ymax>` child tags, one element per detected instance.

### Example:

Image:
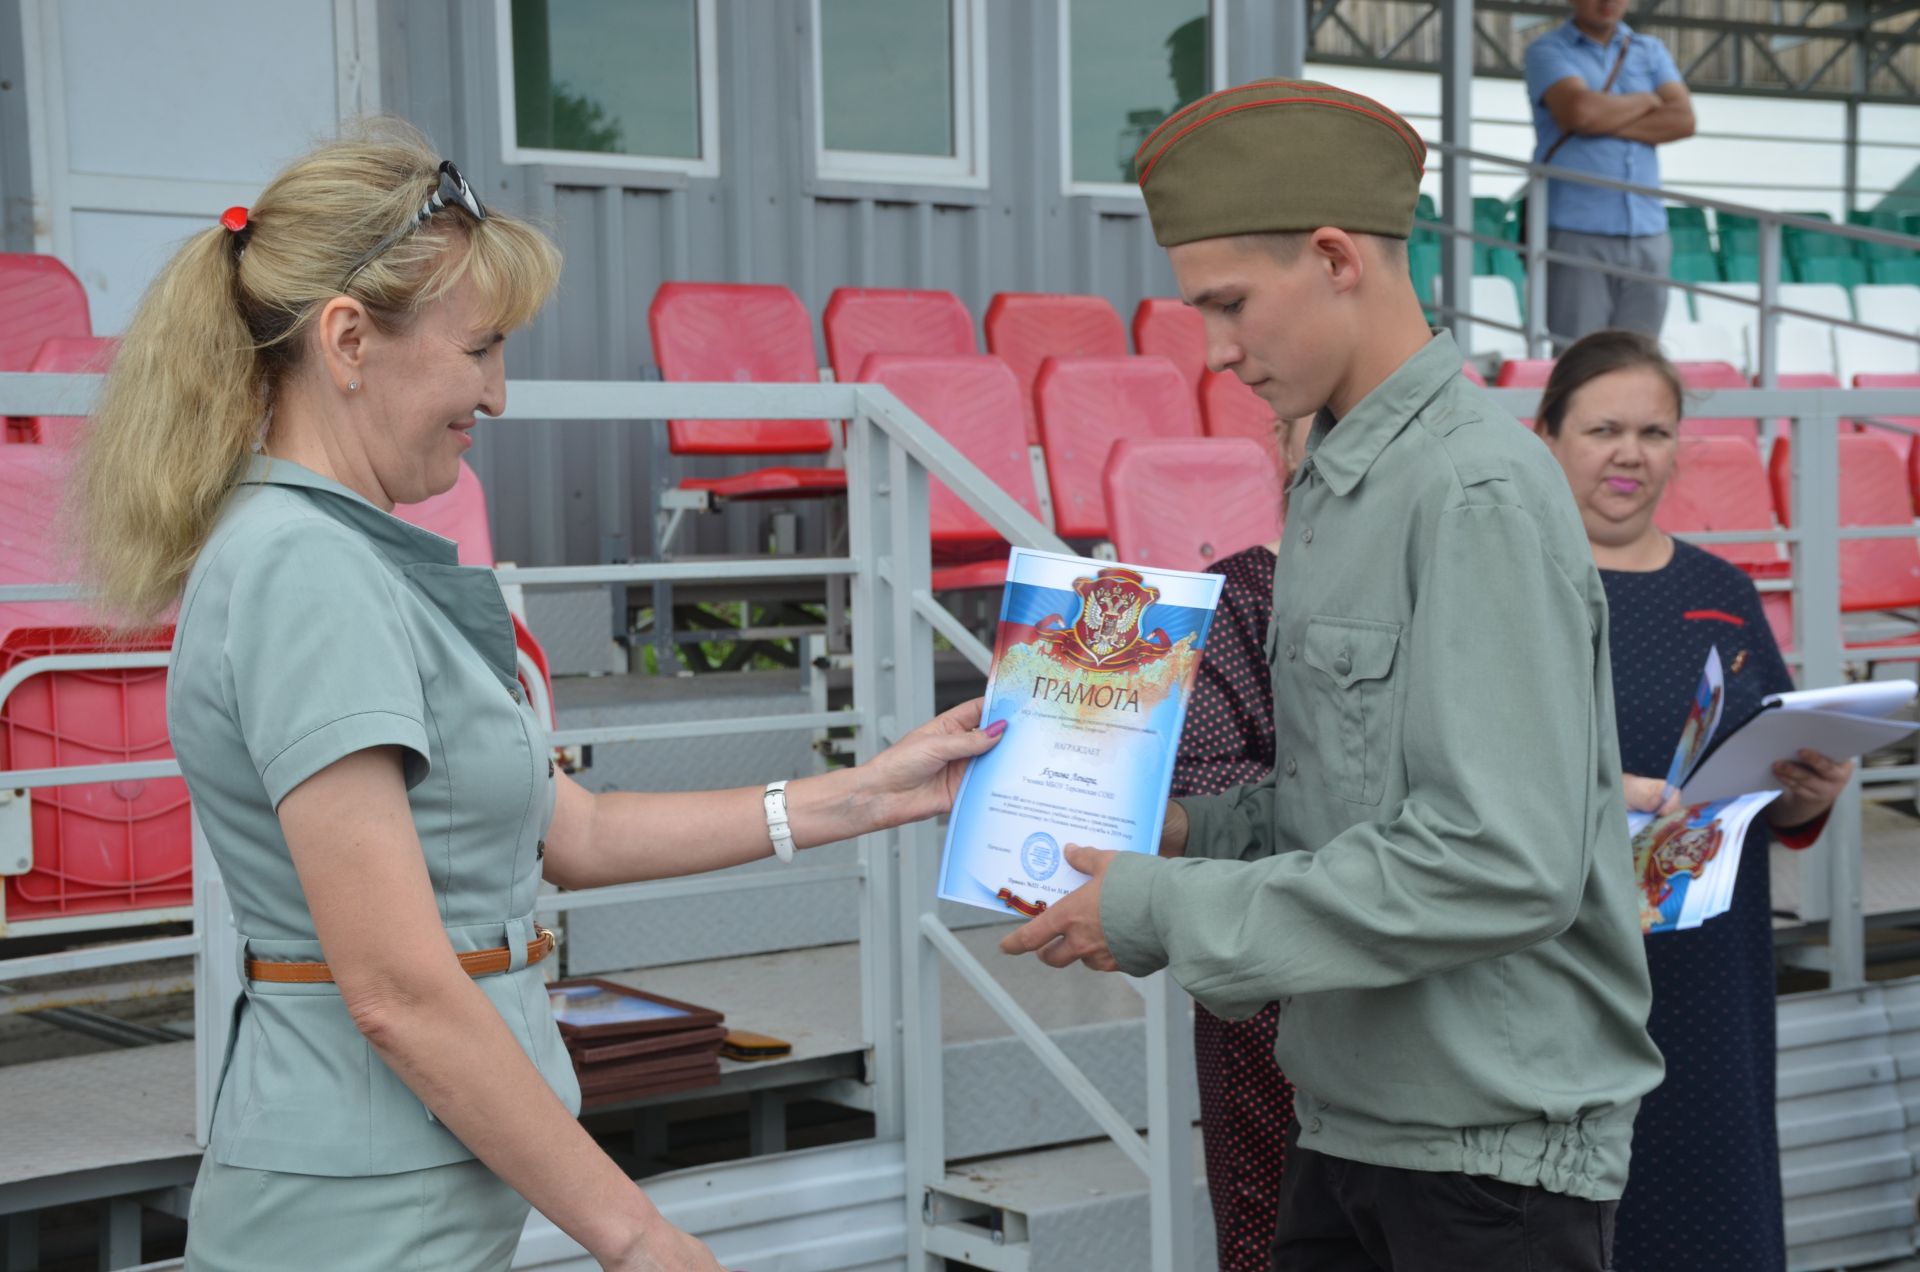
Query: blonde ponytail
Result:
<box><xmin>67</xmin><ymin>117</ymin><xmax>560</xmax><ymax>631</ymax></box>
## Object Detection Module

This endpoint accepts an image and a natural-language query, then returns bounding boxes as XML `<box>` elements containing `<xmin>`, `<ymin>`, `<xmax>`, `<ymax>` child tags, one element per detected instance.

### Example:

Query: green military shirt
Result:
<box><xmin>1100</xmin><ymin>332</ymin><xmax>1663</xmax><ymax>1201</ymax></box>
<box><xmin>167</xmin><ymin>458</ymin><xmax>579</xmax><ymax>1176</ymax></box>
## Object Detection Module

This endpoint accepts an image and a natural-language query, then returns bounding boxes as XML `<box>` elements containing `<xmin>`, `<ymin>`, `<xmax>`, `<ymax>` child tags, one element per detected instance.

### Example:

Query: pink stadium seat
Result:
<box><xmin>1494</xmin><ymin>359</ymin><xmax>1555</xmax><ymax>388</ymax></box>
<box><xmin>1653</xmin><ymin>436</ymin><xmax>1788</xmax><ymax>579</ymax></box>
<box><xmin>985</xmin><ymin>293</ymin><xmax>1128</xmax><ymax>445</ymax></box>
<box><xmin>1105</xmin><ymin>438</ymin><xmax>1283</xmax><ymax>573</ymax></box>
<box><xmin>1200</xmin><ymin>371</ymin><xmax>1283</xmax><ymax>474</ymax></box>
<box><xmin>1851</xmin><ymin>373</ymin><xmax>1920</xmax><ymax>482</ymax></box>
<box><xmin>1131</xmin><ymin>298</ymin><xmax>1207</xmax><ymax>398</ymax></box>
<box><xmin>1460</xmin><ymin>363</ymin><xmax>1487</xmax><ymax>387</ymax></box>
<box><xmin>855</xmin><ymin>355</ymin><xmax>1043</xmax><ymax>583</ymax></box>
<box><xmin>1674</xmin><ymin>361</ymin><xmax>1758</xmax><ymax>444</ymax></box>
<box><xmin>823</xmin><ymin>288</ymin><xmax>975</xmax><ymax>384</ymax></box>
<box><xmin>1774</xmin><ymin>373</ymin><xmax>1842</xmax><ymax>390</ymax></box>
<box><xmin>1037</xmin><ymin>355</ymin><xmax>1202</xmax><ymax>541</ymax></box>
<box><xmin>14</xmin><ymin>335</ymin><xmax>118</xmax><ymax>445</ymax></box>
<box><xmin>1769</xmin><ymin>432</ymin><xmax>1920</xmax><ymax>614</ymax></box>
<box><xmin>647</xmin><ymin>282</ymin><xmax>845</xmax><ymax>503</ymax></box>
<box><xmin>0</xmin><ymin>254</ymin><xmax>90</xmax><ymax>374</ymax></box>
<box><xmin>0</xmin><ymin>445</ymin><xmax>187</xmax><ymax>924</ymax></box>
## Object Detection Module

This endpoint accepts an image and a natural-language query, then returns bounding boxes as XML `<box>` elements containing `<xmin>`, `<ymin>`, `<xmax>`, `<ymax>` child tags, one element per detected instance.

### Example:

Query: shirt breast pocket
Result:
<box><xmin>1302</xmin><ymin>616</ymin><xmax>1402</xmax><ymax>806</ymax></box>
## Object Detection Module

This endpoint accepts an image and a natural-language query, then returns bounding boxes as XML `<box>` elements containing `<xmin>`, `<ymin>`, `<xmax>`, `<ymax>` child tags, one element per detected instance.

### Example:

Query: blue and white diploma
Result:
<box><xmin>939</xmin><ymin>548</ymin><xmax>1224</xmax><ymax>916</ymax></box>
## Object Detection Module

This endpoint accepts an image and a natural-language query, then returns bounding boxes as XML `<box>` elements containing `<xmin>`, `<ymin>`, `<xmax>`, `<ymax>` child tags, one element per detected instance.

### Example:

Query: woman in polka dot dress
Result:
<box><xmin>1172</xmin><ymin>417</ymin><xmax>1309</xmax><ymax>1272</ymax></box>
<box><xmin>1537</xmin><ymin>331</ymin><xmax>1854</xmax><ymax>1272</ymax></box>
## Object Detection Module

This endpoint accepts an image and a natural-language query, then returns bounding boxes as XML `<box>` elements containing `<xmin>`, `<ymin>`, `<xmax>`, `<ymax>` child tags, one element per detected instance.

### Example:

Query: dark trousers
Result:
<box><xmin>1271</xmin><ymin>1126</ymin><xmax>1617</xmax><ymax>1271</ymax></box>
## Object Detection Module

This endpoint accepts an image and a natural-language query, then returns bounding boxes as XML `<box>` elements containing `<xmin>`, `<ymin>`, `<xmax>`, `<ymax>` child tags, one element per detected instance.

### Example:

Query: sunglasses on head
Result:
<box><xmin>341</xmin><ymin>160</ymin><xmax>488</xmax><ymax>289</ymax></box>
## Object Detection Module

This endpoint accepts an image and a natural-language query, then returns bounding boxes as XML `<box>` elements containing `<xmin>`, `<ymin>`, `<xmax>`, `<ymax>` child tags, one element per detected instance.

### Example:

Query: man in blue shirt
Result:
<box><xmin>1525</xmin><ymin>0</ymin><xmax>1695</xmax><ymax>344</ymax></box>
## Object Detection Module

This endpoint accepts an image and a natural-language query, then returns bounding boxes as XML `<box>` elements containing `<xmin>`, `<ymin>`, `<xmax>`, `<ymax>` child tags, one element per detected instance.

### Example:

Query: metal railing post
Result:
<box><xmin>1787</xmin><ymin>401</ymin><xmax>1861</xmax><ymax>987</ymax></box>
<box><xmin>1439</xmin><ymin>0</ymin><xmax>1474</xmax><ymax>356</ymax></box>
<box><xmin>1144</xmin><ymin>971</ymin><xmax>1196</xmax><ymax>1272</ymax></box>
<box><xmin>1756</xmin><ymin>220</ymin><xmax>1782</xmax><ymax>388</ymax></box>
<box><xmin>1525</xmin><ymin>171</ymin><xmax>1549</xmax><ymax>357</ymax></box>
<box><xmin>846</xmin><ymin>403</ymin><xmax>908</xmax><ymax>1153</ymax></box>
<box><xmin>888</xmin><ymin>409</ymin><xmax>946</xmax><ymax>1272</ymax></box>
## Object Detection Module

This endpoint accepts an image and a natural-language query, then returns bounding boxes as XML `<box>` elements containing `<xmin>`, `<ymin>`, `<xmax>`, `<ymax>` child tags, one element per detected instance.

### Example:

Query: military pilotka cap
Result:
<box><xmin>1134</xmin><ymin>79</ymin><xmax>1427</xmax><ymax>247</ymax></box>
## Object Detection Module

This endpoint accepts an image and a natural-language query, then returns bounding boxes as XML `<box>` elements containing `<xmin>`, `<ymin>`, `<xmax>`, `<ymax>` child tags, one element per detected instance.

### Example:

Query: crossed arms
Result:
<box><xmin>1543</xmin><ymin>77</ymin><xmax>1695</xmax><ymax>146</ymax></box>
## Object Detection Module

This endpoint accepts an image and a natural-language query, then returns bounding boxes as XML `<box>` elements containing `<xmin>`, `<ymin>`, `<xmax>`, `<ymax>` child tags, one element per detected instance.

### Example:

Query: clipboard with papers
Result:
<box><xmin>1680</xmin><ymin>679</ymin><xmax>1918</xmax><ymax>807</ymax></box>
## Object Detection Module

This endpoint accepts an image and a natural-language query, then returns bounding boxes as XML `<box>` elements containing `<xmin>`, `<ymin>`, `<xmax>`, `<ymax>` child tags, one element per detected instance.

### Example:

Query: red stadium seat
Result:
<box><xmin>823</xmin><ymin>288</ymin><xmax>975</xmax><ymax>384</ymax></box>
<box><xmin>1851</xmin><ymin>373</ymin><xmax>1920</xmax><ymax>483</ymax></box>
<box><xmin>1131</xmin><ymin>298</ymin><xmax>1207</xmax><ymax>398</ymax></box>
<box><xmin>1105</xmin><ymin>438</ymin><xmax>1283</xmax><ymax>573</ymax></box>
<box><xmin>1774</xmin><ymin>373</ymin><xmax>1842</xmax><ymax>390</ymax></box>
<box><xmin>0</xmin><ymin>254</ymin><xmax>91</xmax><ymax>374</ymax></box>
<box><xmin>0</xmin><ymin>445</ymin><xmax>186</xmax><ymax>926</ymax></box>
<box><xmin>1494</xmin><ymin>359</ymin><xmax>1555</xmax><ymax>388</ymax></box>
<box><xmin>394</xmin><ymin>461</ymin><xmax>557</xmax><ymax>728</ymax></box>
<box><xmin>1674</xmin><ymin>361</ymin><xmax>1758</xmax><ymax>444</ymax></box>
<box><xmin>856</xmin><ymin>354</ymin><xmax>1043</xmax><ymax>574</ymax></box>
<box><xmin>1653</xmin><ymin>436</ymin><xmax>1788</xmax><ymax>579</ymax></box>
<box><xmin>1769</xmin><ymin>432</ymin><xmax>1920</xmax><ymax>614</ymax></box>
<box><xmin>985</xmin><ymin>292</ymin><xmax>1128</xmax><ymax>445</ymax></box>
<box><xmin>647</xmin><ymin>282</ymin><xmax>844</xmax><ymax>504</ymax></box>
<box><xmin>1200</xmin><ymin>371</ymin><xmax>1283</xmax><ymax>474</ymax></box>
<box><xmin>14</xmin><ymin>335</ymin><xmax>118</xmax><ymax>445</ymax></box>
<box><xmin>1037</xmin><ymin>355</ymin><xmax>1202</xmax><ymax>541</ymax></box>
<box><xmin>1460</xmin><ymin>363</ymin><xmax>1488</xmax><ymax>387</ymax></box>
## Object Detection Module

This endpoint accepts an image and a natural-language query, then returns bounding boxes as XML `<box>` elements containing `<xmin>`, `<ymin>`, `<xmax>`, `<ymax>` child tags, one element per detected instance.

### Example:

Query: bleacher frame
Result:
<box><xmin>2</xmin><ymin>374</ymin><xmax>1919</xmax><ymax>1271</ymax></box>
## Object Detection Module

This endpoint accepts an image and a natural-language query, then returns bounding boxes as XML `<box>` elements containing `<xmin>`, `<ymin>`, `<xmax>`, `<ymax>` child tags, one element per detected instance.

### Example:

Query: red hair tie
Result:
<box><xmin>219</xmin><ymin>206</ymin><xmax>249</xmax><ymax>233</ymax></box>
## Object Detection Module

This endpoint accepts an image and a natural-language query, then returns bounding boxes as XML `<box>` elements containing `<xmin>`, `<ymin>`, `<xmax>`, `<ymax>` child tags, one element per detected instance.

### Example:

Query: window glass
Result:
<box><xmin>511</xmin><ymin>0</ymin><xmax>703</xmax><ymax>159</ymax></box>
<box><xmin>821</xmin><ymin>0</ymin><xmax>955</xmax><ymax>157</ymax></box>
<box><xmin>1069</xmin><ymin>0</ymin><xmax>1208</xmax><ymax>185</ymax></box>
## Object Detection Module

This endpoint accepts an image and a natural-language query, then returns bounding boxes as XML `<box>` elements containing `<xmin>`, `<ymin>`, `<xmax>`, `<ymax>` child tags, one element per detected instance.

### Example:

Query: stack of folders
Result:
<box><xmin>547</xmin><ymin>979</ymin><xmax>727</xmax><ymax>1109</ymax></box>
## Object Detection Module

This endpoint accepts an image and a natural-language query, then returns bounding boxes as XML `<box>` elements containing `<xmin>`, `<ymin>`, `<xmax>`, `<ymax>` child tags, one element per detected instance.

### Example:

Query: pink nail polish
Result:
<box><xmin>984</xmin><ymin>719</ymin><xmax>1008</xmax><ymax>738</ymax></box>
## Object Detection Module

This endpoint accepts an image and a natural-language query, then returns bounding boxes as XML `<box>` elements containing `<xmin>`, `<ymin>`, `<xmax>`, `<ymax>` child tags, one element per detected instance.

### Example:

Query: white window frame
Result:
<box><xmin>494</xmin><ymin>0</ymin><xmax>721</xmax><ymax>177</ymax></box>
<box><xmin>811</xmin><ymin>0</ymin><xmax>988</xmax><ymax>188</ymax></box>
<box><xmin>1059</xmin><ymin>0</ymin><xmax>1228</xmax><ymax>198</ymax></box>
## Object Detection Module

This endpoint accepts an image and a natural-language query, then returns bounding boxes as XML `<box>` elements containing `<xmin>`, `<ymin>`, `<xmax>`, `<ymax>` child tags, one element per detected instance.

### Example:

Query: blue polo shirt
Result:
<box><xmin>1524</xmin><ymin>21</ymin><xmax>1683</xmax><ymax>237</ymax></box>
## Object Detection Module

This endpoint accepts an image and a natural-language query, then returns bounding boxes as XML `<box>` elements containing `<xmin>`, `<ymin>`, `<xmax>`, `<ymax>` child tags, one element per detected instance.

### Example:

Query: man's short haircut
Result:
<box><xmin>1233</xmin><ymin>232</ymin><xmax>1409</xmax><ymax>274</ymax></box>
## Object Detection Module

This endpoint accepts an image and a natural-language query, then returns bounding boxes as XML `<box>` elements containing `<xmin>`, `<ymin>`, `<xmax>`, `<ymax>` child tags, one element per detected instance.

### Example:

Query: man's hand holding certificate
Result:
<box><xmin>939</xmin><ymin>547</ymin><xmax>1222</xmax><ymax>917</ymax></box>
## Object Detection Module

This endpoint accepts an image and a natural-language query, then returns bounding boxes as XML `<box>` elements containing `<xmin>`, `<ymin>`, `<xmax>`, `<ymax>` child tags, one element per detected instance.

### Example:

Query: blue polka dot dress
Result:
<box><xmin>1602</xmin><ymin>539</ymin><xmax>1798</xmax><ymax>1272</ymax></box>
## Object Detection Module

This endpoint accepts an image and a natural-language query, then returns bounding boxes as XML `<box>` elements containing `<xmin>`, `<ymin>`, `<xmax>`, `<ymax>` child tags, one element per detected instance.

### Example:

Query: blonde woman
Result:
<box><xmin>71</xmin><ymin>121</ymin><xmax>1002</xmax><ymax>1272</ymax></box>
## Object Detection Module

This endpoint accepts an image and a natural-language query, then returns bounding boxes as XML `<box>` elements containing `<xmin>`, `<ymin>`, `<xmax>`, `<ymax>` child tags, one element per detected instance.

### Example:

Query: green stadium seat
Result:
<box><xmin>1670</xmin><ymin>227</ymin><xmax>1712</xmax><ymax>256</ymax></box>
<box><xmin>1411</xmin><ymin>240</ymin><xmax>1439</xmax><ymax>308</ymax></box>
<box><xmin>1873</xmin><ymin>258</ymin><xmax>1920</xmax><ymax>286</ymax></box>
<box><xmin>1796</xmin><ymin>256</ymin><xmax>1868</xmax><ymax>288</ymax></box>
<box><xmin>1785</xmin><ymin>225</ymin><xmax>1850</xmax><ymax>258</ymax></box>
<box><xmin>1785</xmin><ymin>210</ymin><xmax>1833</xmax><ymax>222</ymax></box>
<box><xmin>1671</xmin><ymin>252</ymin><xmax>1721</xmax><ymax>284</ymax></box>
<box><xmin>1721</xmin><ymin>255</ymin><xmax>1761</xmax><ymax>283</ymax></box>
<box><xmin>1667</xmin><ymin>205</ymin><xmax>1708</xmax><ymax>231</ymax></box>
<box><xmin>1417</xmin><ymin>193</ymin><xmax>1437</xmax><ymax>221</ymax></box>
<box><xmin>1473</xmin><ymin>196</ymin><xmax>1508</xmax><ymax>230</ymax></box>
<box><xmin>1721</xmin><ymin>227</ymin><xmax>1760</xmax><ymax>257</ymax></box>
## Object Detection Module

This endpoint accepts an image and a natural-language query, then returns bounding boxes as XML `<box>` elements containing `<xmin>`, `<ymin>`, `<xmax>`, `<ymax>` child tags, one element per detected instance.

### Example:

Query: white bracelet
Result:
<box><xmin>763</xmin><ymin>780</ymin><xmax>796</xmax><ymax>864</ymax></box>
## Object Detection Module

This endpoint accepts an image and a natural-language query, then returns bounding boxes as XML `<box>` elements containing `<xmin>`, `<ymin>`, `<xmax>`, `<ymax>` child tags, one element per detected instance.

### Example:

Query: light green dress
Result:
<box><xmin>167</xmin><ymin>458</ymin><xmax>579</xmax><ymax>1268</ymax></box>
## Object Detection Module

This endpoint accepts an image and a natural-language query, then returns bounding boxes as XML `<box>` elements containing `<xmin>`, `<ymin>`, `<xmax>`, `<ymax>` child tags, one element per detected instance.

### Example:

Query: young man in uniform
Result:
<box><xmin>1001</xmin><ymin>80</ymin><xmax>1663</xmax><ymax>1270</ymax></box>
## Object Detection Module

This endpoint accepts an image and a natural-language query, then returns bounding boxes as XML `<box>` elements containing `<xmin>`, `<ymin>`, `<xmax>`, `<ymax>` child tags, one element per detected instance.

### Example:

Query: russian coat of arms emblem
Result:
<box><xmin>1033</xmin><ymin>566</ymin><xmax>1173</xmax><ymax>672</ymax></box>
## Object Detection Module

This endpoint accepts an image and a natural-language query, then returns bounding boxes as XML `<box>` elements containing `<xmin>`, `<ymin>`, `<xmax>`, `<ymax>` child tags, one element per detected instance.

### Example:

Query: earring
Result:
<box><xmin>347</xmin><ymin>379</ymin><xmax>359</xmax><ymax>391</ymax></box>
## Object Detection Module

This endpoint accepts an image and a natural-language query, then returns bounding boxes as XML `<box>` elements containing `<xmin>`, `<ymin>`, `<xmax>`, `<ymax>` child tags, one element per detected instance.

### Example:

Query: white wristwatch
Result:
<box><xmin>763</xmin><ymin>780</ymin><xmax>796</xmax><ymax>863</ymax></box>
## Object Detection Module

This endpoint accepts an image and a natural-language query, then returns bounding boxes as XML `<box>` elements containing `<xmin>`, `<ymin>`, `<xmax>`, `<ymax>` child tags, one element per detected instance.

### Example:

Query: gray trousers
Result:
<box><xmin>1547</xmin><ymin>229</ymin><xmax>1672</xmax><ymax>347</ymax></box>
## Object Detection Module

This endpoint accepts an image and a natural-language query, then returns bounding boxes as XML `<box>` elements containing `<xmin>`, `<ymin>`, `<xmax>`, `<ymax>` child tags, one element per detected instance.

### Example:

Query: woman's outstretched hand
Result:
<box><xmin>860</xmin><ymin>697</ymin><xmax>1007</xmax><ymax>827</ymax></box>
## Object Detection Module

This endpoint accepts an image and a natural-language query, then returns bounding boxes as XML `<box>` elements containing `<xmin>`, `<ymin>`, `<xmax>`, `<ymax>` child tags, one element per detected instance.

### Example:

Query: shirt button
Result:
<box><xmin>1302</xmin><ymin>527</ymin><xmax>1314</xmax><ymax>544</ymax></box>
<box><xmin>1334</xmin><ymin>650</ymin><xmax>1352</xmax><ymax>676</ymax></box>
<box><xmin>1285</xmin><ymin>757</ymin><xmax>1298</xmax><ymax>777</ymax></box>
<box><xmin>508</xmin><ymin>683</ymin><xmax>520</xmax><ymax>701</ymax></box>
<box><xmin>1309</xmin><ymin>1117</ymin><xmax>1324</xmax><ymax>1134</ymax></box>
<box><xmin>536</xmin><ymin>839</ymin><xmax>546</xmax><ymax>860</ymax></box>
<box><xmin>1285</xmin><ymin>643</ymin><xmax>1297</xmax><ymax>661</ymax></box>
<box><xmin>547</xmin><ymin>758</ymin><xmax>556</xmax><ymax>779</ymax></box>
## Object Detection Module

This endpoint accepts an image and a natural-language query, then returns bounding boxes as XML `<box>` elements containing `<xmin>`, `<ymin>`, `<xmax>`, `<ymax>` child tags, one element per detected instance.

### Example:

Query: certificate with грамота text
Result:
<box><xmin>939</xmin><ymin>548</ymin><xmax>1223</xmax><ymax>916</ymax></box>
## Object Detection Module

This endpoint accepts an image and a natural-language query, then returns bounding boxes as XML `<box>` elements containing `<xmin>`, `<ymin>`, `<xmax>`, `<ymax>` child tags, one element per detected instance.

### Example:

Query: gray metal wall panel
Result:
<box><xmin>378</xmin><ymin>0</ymin><xmax>1212</xmax><ymax>568</ymax></box>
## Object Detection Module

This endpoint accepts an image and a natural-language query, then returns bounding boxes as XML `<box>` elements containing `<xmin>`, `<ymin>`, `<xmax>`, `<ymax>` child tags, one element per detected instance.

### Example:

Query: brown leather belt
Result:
<box><xmin>245</xmin><ymin>927</ymin><xmax>557</xmax><ymax>985</ymax></box>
